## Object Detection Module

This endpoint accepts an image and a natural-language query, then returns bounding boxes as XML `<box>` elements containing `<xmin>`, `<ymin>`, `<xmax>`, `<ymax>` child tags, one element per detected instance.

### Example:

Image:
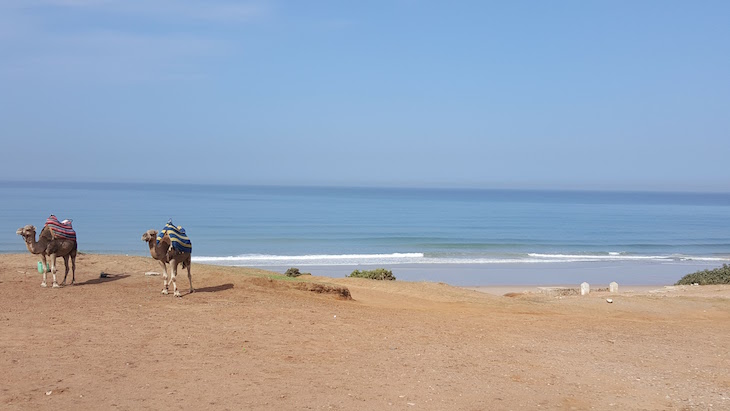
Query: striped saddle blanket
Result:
<box><xmin>45</xmin><ymin>215</ymin><xmax>76</xmax><ymax>240</ymax></box>
<box><xmin>157</xmin><ymin>221</ymin><xmax>192</xmax><ymax>253</ymax></box>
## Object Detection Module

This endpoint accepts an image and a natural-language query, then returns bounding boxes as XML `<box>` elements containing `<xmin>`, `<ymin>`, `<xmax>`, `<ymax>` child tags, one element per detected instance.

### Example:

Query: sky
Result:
<box><xmin>1</xmin><ymin>0</ymin><xmax>729</xmax><ymax>191</ymax></box>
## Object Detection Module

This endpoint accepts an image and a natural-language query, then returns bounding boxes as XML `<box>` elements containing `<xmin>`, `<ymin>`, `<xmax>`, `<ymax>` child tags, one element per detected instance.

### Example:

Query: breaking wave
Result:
<box><xmin>192</xmin><ymin>252</ymin><xmax>729</xmax><ymax>267</ymax></box>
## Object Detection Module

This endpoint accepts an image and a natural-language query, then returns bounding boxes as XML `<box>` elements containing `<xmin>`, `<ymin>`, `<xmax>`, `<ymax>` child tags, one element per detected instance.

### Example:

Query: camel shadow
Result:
<box><xmin>74</xmin><ymin>273</ymin><xmax>130</xmax><ymax>286</ymax></box>
<box><xmin>193</xmin><ymin>283</ymin><xmax>234</xmax><ymax>293</ymax></box>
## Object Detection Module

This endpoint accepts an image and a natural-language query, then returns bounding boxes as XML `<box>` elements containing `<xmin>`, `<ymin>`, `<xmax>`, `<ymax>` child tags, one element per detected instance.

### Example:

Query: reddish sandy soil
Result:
<box><xmin>1</xmin><ymin>253</ymin><xmax>730</xmax><ymax>410</ymax></box>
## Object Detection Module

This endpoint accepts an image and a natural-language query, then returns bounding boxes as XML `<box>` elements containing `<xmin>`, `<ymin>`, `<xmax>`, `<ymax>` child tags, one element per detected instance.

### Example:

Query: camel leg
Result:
<box><xmin>41</xmin><ymin>254</ymin><xmax>48</xmax><ymax>287</ymax></box>
<box><xmin>61</xmin><ymin>255</ymin><xmax>70</xmax><ymax>285</ymax></box>
<box><xmin>171</xmin><ymin>262</ymin><xmax>181</xmax><ymax>297</ymax></box>
<box><xmin>186</xmin><ymin>258</ymin><xmax>193</xmax><ymax>294</ymax></box>
<box><xmin>50</xmin><ymin>254</ymin><xmax>59</xmax><ymax>288</ymax></box>
<box><xmin>70</xmin><ymin>252</ymin><xmax>76</xmax><ymax>284</ymax></box>
<box><xmin>159</xmin><ymin>260</ymin><xmax>170</xmax><ymax>295</ymax></box>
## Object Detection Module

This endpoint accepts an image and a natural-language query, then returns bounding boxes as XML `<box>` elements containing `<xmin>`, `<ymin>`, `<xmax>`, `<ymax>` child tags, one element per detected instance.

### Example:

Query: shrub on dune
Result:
<box><xmin>285</xmin><ymin>267</ymin><xmax>310</xmax><ymax>277</ymax></box>
<box><xmin>348</xmin><ymin>268</ymin><xmax>396</xmax><ymax>281</ymax></box>
<box><xmin>676</xmin><ymin>264</ymin><xmax>730</xmax><ymax>285</ymax></box>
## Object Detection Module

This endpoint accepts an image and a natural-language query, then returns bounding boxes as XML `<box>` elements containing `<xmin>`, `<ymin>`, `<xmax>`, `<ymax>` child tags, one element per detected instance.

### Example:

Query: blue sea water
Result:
<box><xmin>2</xmin><ymin>181</ymin><xmax>730</xmax><ymax>285</ymax></box>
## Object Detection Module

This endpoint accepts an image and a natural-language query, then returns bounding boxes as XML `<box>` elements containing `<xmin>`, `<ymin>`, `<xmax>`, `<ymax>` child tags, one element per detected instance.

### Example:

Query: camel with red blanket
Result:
<box><xmin>16</xmin><ymin>215</ymin><xmax>78</xmax><ymax>287</ymax></box>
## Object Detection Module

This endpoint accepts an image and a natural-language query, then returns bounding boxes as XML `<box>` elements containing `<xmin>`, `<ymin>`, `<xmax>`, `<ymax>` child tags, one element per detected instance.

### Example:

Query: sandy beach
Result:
<box><xmin>2</xmin><ymin>253</ymin><xmax>730</xmax><ymax>410</ymax></box>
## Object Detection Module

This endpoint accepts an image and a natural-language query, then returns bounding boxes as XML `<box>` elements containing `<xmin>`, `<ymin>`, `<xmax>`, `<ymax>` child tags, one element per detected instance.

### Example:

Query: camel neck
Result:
<box><xmin>25</xmin><ymin>234</ymin><xmax>48</xmax><ymax>254</ymax></box>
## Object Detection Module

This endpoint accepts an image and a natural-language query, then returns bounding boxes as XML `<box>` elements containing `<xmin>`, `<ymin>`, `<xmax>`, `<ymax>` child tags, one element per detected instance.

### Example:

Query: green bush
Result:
<box><xmin>348</xmin><ymin>268</ymin><xmax>396</xmax><ymax>281</ymax></box>
<box><xmin>675</xmin><ymin>264</ymin><xmax>730</xmax><ymax>285</ymax></box>
<box><xmin>285</xmin><ymin>267</ymin><xmax>310</xmax><ymax>277</ymax></box>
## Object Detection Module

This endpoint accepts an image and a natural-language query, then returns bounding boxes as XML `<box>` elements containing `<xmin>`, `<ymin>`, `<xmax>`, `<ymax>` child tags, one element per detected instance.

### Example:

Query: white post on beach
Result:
<box><xmin>609</xmin><ymin>282</ymin><xmax>619</xmax><ymax>293</ymax></box>
<box><xmin>580</xmin><ymin>282</ymin><xmax>590</xmax><ymax>296</ymax></box>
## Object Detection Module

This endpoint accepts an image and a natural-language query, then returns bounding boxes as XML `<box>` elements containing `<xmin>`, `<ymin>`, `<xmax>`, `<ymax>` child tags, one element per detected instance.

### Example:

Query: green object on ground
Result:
<box><xmin>37</xmin><ymin>261</ymin><xmax>44</xmax><ymax>273</ymax></box>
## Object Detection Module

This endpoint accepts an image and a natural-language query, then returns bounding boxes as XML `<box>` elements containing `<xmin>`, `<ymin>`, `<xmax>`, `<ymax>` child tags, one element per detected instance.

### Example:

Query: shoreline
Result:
<box><xmin>3</xmin><ymin>252</ymin><xmax>717</xmax><ymax>288</ymax></box>
<box><xmin>226</xmin><ymin>260</ymin><xmax>716</xmax><ymax>287</ymax></box>
<box><xmin>465</xmin><ymin>284</ymin><xmax>667</xmax><ymax>296</ymax></box>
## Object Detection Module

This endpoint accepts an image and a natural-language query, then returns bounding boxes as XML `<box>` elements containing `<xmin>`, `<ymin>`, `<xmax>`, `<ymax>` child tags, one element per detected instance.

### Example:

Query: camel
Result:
<box><xmin>142</xmin><ymin>229</ymin><xmax>193</xmax><ymax>297</ymax></box>
<box><xmin>41</xmin><ymin>225</ymin><xmax>78</xmax><ymax>286</ymax></box>
<box><xmin>16</xmin><ymin>225</ymin><xmax>77</xmax><ymax>287</ymax></box>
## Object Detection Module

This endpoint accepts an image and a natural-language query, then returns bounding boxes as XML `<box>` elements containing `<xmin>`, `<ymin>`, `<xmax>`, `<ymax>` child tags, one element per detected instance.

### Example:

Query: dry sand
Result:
<box><xmin>1</xmin><ymin>253</ymin><xmax>730</xmax><ymax>410</ymax></box>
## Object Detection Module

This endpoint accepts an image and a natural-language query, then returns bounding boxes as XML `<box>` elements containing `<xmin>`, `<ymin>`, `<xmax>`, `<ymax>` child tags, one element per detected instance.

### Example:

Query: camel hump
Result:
<box><xmin>157</xmin><ymin>221</ymin><xmax>192</xmax><ymax>253</ymax></box>
<box><xmin>45</xmin><ymin>215</ymin><xmax>76</xmax><ymax>241</ymax></box>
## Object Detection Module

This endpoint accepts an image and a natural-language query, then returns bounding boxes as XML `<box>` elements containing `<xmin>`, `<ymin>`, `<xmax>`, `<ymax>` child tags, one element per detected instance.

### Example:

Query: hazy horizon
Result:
<box><xmin>3</xmin><ymin>178</ymin><xmax>730</xmax><ymax>195</ymax></box>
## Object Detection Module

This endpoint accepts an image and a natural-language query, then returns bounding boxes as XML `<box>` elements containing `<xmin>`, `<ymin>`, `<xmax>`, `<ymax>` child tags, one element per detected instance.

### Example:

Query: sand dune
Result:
<box><xmin>1</xmin><ymin>253</ymin><xmax>729</xmax><ymax>410</ymax></box>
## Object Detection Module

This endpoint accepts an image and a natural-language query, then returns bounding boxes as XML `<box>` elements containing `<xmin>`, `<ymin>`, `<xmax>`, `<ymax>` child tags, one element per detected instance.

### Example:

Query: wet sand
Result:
<box><xmin>255</xmin><ymin>260</ymin><xmax>718</xmax><ymax>286</ymax></box>
<box><xmin>466</xmin><ymin>284</ymin><xmax>666</xmax><ymax>296</ymax></box>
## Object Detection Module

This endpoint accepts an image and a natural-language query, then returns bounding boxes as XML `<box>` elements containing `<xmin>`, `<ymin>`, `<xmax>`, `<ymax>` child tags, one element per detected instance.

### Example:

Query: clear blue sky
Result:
<box><xmin>1</xmin><ymin>1</ymin><xmax>729</xmax><ymax>191</ymax></box>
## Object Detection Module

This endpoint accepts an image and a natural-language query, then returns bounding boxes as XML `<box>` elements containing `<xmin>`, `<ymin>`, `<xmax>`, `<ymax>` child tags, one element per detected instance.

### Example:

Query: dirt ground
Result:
<box><xmin>1</xmin><ymin>253</ymin><xmax>730</xmax><ymax>410</ymax></box>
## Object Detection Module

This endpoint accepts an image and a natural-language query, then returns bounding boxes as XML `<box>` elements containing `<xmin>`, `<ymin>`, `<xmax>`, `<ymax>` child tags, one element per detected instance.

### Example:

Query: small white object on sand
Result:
<box><xmin>580</xmin><ymin>282</ymin><xmax>590</xmax><ymax>296</ymax></box>
<box><xmin>606</xmin><ymin>298</ymin><xmax>613</xmax><ymax>303</ymax></box>
<box><xmin>145</xmin><ymin>271</ymin><xmax>160</xmax><ymax>276</ymax></box>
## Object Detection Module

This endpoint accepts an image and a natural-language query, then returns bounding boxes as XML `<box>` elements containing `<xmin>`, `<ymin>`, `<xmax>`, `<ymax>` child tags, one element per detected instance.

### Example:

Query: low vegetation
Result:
<box><xmin>675</xmin><ymin>264</ymin><xmax>730</xmax><ymax>285</ymax></box>
<box><xmin>348</xmin><ymin>268</ymin><xmax>396</xmax><ymax>281</ymax></box>
<box><xmin>285</xmin><ymin>267</ymin><xmax>310</xmax><ymax>277</ymax></box>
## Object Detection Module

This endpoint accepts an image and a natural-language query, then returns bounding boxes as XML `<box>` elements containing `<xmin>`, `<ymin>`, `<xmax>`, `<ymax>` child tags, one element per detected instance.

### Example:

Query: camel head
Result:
<box><xmin>16</xmin><ymin>225</ymin><xmax>36</xmax><ymax>239</ymax></box>
<box><xmin>141</xmin><ymin>229</ymin><xmax>158</xmax><ymax>243</ymax></box>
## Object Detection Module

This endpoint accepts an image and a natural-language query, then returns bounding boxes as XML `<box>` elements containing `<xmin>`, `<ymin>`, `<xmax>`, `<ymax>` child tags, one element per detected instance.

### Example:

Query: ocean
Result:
<box><xmin>2</xmin><ymin>181</ymin><xmax>730</xmax><ymax>286</ymax></box>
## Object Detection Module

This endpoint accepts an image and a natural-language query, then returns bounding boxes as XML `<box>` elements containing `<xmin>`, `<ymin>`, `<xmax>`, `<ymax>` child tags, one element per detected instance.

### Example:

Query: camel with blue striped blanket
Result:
<box><xmin>141</xmin><ymin>221</ymin><xmax>193</xmax><ymax>297</ymax></box>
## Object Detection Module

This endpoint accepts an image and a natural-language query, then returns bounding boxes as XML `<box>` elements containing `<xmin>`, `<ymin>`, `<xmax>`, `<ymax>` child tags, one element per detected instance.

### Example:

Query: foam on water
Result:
<box><xmin>528</xmin><ymin>253</ymin><xmax>727</xmax><ymax>262</ymax></box>
<box><xmin>194</xmin><ymin>253</ymin><xmax>424</xmax><ymax>266</ymax></box>
<box><xmin>193</xmin><ymin>252</ymin><xmax>730</xmax><ymax>267</ymax></box>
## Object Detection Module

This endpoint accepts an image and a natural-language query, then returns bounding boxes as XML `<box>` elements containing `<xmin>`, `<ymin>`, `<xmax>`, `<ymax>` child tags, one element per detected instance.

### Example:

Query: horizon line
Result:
<box><xmin>1</xmin><ymin>179</ymin><xmax>730</xmax><ymax>195</ymax></box>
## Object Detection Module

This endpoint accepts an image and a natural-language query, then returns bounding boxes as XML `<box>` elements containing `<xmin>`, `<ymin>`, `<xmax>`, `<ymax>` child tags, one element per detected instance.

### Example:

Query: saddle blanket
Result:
<box><xmin>45</xmin><ymin>215</ymin><xmax>76</xmax><ymax>240</ymax></box>
<box><xmin>157</xmin><ymin>221</ymin><xmax>192</xmax><ymax>253</ymax></box>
